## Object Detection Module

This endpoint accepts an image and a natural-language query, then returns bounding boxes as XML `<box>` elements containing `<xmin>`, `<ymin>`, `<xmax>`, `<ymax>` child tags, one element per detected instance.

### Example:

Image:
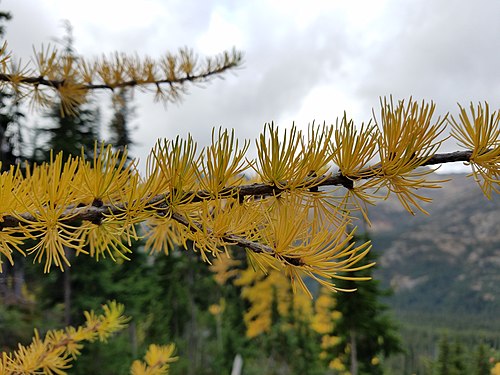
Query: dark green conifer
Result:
<box><xmin>474</xmin><ymin>343</ymin><xmax>491</xmax><ymax>375</ymax></box>
<box><xmin>437</xmin><ymin>335</ymin><xmax>451</xmax><ymax>375</ymax></box>
<box><xmin>108</xmin><ymin>87</ymin><xmax>134</xmax><ymax>154</ymax></box>
<box><xmin>329</xmin><ymin>230</ymin><xmax>403</xmax><ymax>375</ymax></box>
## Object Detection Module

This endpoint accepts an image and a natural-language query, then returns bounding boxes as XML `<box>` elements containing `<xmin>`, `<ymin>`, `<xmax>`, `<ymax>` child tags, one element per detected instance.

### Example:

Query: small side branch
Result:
<box><xmin>170</xmin><ymin>211</ymin><xmax>276</xmax><ymax>257</ymax></box>
<box><xmin>0</xmin><ymin>61</ymin><xmax>240</xmax><ymax>91</ymax></box>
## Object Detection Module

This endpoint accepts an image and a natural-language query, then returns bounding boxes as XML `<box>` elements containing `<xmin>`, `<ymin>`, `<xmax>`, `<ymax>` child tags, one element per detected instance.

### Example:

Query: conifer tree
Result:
<box><xmin>0</xmin><ymin>84</ymin><xmax>24</xmax><ymax>170</ymax></box>
<box><xmin>437</xmin><ymin>335</ymin><xmax>451</xmax><ymax>375</ymax></box>
<box><xmin>206</xmin><ymin>249</ymin><xmax>249</xmax><ymax>372</ymax></box>
<box><xmin>108</xmin><ymin>87</ymin><xmax>134</xmax><ymax>154</ymax></box>
<box><xmin>474</xmin><ymin>343</ymin><xmax>491</xmax><ymax>375</ymax></box>
<box><xmin>0</xmin><ymin>5</ymin><xmax>10</xmax><ymax>37</ymax></box>
<box><xmin>324</xmin><ymin>230</ymin><xmax>402</xmax><ymax>375</ymax></box>
<box><xmin>451</xmin><ymin>340</ymin><xmax>467</xmax><ymax>375</ymax></box>
<box><xmin>33</xmin><ymin>21</ymin><xmax>100</xmax><ymax>163</ymax></box>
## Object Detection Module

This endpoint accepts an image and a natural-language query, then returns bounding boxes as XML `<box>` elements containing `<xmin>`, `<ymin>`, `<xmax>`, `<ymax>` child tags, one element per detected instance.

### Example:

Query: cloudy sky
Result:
<box><xmin>2</xmin><ymin>0</ymin><xmax>500</xmax><ymax>172</ymax></box>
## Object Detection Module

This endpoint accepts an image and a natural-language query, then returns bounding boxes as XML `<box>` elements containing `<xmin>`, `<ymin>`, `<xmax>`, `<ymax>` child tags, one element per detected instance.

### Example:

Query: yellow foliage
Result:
<box><xmin>0</xmin><ymin>301</ymin><xmax>129</xmax><ymax>375</ymax></box>
<box><xmin>235</xmin><ymin>267</ymin><xmax>313</xmax><ymax>338</ymax></box>
<box><xmin>368</xmin><ymin>97</ymin><xmax>448</xmax><ymax>215</ymax></box>
<box><xmin>450</xmin><ymin>102</ymin><xmax>500</xmax><ymax>198</ymax></box>
<box><xmin>2</xmin><ymin>40</ymin><xmax>500</xmax><ymax>374</ymax></box>
<box><xmin>0</xmin><ymin>87</ymin><xmax>497</xmax><ymax>302</ymax></box>
<box><xmin>491</xmin><ymin>362</ymin><xmax>500</xmax><ymax>375</ymax></box>
<box><xmin>130</xmin><ymin>344</ymin><xmax>178</xmax><ymax>375</ymax></box>
<box><xmin>0</xmin><ymin>124</ymin><xmax>377</xmax><ymax>295</ymax></box>
<box><xmin>312</xmin><ymin>286</ymin><xmax>342</xmax><ymax>367</ymax></box>
<box><xmin>0</xmin><ymin>98</ymin><xmax>497</xmax><ymax>296</ymax></box>
<box><xmin>0</xmin><ymin>41</ymin><xmax>243</xmax><ymax>115</ymax></box>
<box><xmin>321</xmin><ymin>335</ymin><xmax>341</xmax><ymax>350</ymax></box>
<box><xmin>208</xmin><ymin>298</ymin><xmax>226</xmax><ymax>316</ymax></box>
<box><xmin>209</xmin><ymin>252</ymin><xmax>241</xmax><ymax>285</ymax></box>
<box><xmin>0</xmin><ymin>49</ymin><xmax>500</xmax><ymax>292</ymax></box>
<box><xmin>329</xmin><ymin>357</ymin><xmax>347</xmax><ymax>372</ymax></box>
<box><xmin>312</xmin><ymin>287</ymin><xmax>338</xmax><ymax>335</ymax></box>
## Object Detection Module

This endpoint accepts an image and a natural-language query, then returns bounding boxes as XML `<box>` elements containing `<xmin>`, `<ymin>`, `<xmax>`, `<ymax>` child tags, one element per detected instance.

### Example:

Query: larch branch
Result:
<box><xmin>0</xmin><ymin>149</ymin><xmax>474</xmax><ymax>232</ymax></box>
<box><xmin>0</xmin><ymin>60</ymin><xmax>241</xmax><ymax>92</ymax></box>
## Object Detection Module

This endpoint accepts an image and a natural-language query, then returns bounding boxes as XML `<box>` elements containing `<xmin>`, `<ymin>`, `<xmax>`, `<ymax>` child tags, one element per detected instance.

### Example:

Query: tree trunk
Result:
<box><xmin>231</xmin><ymin>354</ymin><xmax>243</xmax><ymax>375</ymax></box>
<box><xmin>129</xmin><ymin>321</ymin><xmax>138</xmax><ymax>358</ymax></box>
<box><xmin>0</xmin><ymin>257</ymin><xmax>26</xmax><ymax>304</ymax></box>
<box><xmin>13</xmin><ymin>260</ymin><xmax>24</xmax><ymax>300</ymax></box>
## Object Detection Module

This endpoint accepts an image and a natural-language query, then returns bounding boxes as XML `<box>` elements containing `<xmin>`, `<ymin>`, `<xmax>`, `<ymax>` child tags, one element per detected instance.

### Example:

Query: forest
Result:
<box><xmin>0</xmin><ymin>5</ymin><xmax>500</xmax><ymax>375</ymax></box>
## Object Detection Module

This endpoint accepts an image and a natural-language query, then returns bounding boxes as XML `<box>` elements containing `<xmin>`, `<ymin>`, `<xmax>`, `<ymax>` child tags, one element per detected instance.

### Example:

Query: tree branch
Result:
<box><xmin>0</xmin><ymin>60</ymin><xmax>241</xmax><ymax>92</ymax></box>
<box><xmin>0</xmin><ymin>149</ymin><xmax>474</xmax><ymax>232</ymax></box>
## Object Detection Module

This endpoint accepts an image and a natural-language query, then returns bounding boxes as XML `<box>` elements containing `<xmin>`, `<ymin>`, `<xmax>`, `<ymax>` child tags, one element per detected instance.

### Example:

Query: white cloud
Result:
<box><xmin>196</xmin><ymin>8</ymin><xmax>244</xmax><ymax>55</ymax></box>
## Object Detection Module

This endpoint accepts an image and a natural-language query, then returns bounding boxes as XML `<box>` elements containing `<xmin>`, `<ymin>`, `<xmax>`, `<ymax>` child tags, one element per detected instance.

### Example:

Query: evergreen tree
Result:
<box><xmin>131</xmin><ymin>244</ymin><xmax>243</xmax><ymax>375</ymax></box>
<box><xmin>108</xmin><ymin>87</ymin><xmax>134</xmax><ymax>154</ymax></box>
<box><xmin>451</xmin><ymin>340</ymin><xmax>467</xmax><ymax>375</ymax></box>
<box><xmin>0</xmin><ymin>4</ymin><xmax>10</xmax><ymax>37</ymax></box>
<box><xmin>34</xmin><ymin>102</ymin><xmax>100</xmax><ymax>162</ymax></box>
<box><xmin>0</xmin><ymin>93</ymin><xmax>24</xmax><ymax>169</ymax></box>
<box><xmin>32</xmin><ymin>21</ymin><xmax>100</xmax><ymax>163</ymax></box>
<box><xmin>328</xmin><ymin>230</ymin><xmax>403</xmax><ymax>375</ymax></box>
<box><xmin>430</xmin><ymin>335</ymin><xmax>494</xmax><ymax>375</ymax></box>
<box><xmin>207</xmin><ymin>250</ymin><xmax>250</xmax><ymax>373</ymax></box>
<box><xmin>69</xmin><ymin>249</ymin><xmax>160</xmax><ymax>375</ymax></box>
<box><xmin>437</xmin><ymin>335</ymin><xmax>451</xmax><ymax>375</ymax></box>
<box><xmin>0</xmin><ymin>4</ymin><xmax>24</xmax><ymax>168</ymax></box>
<box><xmin>474</xmin><ymin>343</ymin><xmax>491</xmax><ymax>375</ymax></box>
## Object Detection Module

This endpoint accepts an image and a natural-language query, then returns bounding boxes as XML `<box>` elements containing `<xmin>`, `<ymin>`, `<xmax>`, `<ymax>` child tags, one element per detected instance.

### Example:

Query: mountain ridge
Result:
<box><xmin>367</xmin><ymin>172</ymin><xmax>500</xmax><ymax>322</ymax></box>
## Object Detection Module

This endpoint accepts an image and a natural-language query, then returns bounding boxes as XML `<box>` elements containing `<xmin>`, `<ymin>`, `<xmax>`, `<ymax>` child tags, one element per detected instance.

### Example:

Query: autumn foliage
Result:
<box><xmin>1</xmin><ymin>40</ymin><xmax>500</xmax><ymax>374</ymax></box>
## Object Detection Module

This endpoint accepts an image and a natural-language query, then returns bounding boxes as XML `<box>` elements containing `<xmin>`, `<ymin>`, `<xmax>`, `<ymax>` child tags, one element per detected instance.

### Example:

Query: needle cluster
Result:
<box><xmin>0</xmin><ymin>301</ymin><xmax>129</xmax><ymax>374</ymax></box>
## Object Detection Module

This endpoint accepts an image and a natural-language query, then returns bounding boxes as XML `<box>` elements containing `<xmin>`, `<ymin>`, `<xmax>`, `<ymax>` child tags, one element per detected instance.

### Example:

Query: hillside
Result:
<box><xmin>367</xmin><ymin>173</ymin><xmax>500</xmax><ymax>328</ymax></box>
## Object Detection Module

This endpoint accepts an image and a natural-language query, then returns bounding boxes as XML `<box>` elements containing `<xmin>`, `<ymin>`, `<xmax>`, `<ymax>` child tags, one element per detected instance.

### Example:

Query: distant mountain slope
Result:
<box><xmin>368</xmin><ymin>173</ymin><xmax>500</xmax><ymax>323</ymax></box>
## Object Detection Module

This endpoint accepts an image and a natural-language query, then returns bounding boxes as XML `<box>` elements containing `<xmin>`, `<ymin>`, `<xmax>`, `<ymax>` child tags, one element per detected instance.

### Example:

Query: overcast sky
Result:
<box><xmin>2</xmin><ymin>0</ymin><xmax>500</xmax><ymax>172</ymax></box>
